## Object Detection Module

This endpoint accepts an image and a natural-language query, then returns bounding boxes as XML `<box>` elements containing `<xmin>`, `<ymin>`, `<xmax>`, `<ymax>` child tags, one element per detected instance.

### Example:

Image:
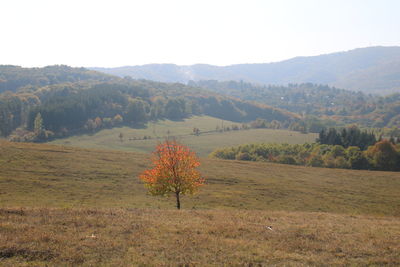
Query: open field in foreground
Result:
<box><xmin>1</xmin><ymin>142</ymin><xmax>400</xmax><ymax>265</ymax></box>
<box><xmin>1</xmin><ymin>141</ymin><xmax>399</xmax><ymax>216</ymax></box>
<box><xmin>0</xmin><ymin>208</ymin><xmax>399</xmax><ymax>266</ymax></box>
<box><xmin>49</xmin><ymin>116</ymin><xmax>317</xmax><ymax>157</ymax></box>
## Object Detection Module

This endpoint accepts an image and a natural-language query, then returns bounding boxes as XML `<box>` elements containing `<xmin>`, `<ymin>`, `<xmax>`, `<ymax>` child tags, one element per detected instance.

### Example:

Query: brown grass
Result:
<box><xmin>1</xmin><ymin>141</ymin><xmax>400</xmax><ymax>265</ymax></box>
<box><xmin>0</xmin><ymin>207</ymin><xmax>399</xmax><ymax>266</ymax></box>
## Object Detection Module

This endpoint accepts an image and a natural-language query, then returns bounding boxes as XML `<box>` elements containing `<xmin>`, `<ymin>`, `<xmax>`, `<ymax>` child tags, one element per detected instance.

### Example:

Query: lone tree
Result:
<box><xmin>139</xmin><ymin>139</ymin><xmax>204</xmax><ymax>209</ymax></box>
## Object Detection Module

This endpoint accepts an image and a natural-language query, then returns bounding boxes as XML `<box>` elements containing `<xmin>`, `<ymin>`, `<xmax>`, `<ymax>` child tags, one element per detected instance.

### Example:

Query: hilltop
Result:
<box><xmin>91</xmin><ymin>46</ymin><xmax>400</xmax><ymax>94</ymax></box>
<box><xmin>0</xmin><ymin>65</ymin><xmax>115</xmax><ymax>93</ymax></box>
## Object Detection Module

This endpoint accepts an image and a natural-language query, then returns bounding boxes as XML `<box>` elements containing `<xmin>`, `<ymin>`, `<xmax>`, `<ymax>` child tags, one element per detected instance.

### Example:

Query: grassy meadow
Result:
<box><xmin>49</xmin><ymin>116</ymin><xmax>317</xmax><ymax>157</ymax></box>
<box><xmin>1</xmin><ymin>141</ymin><xmax>399</xmax><ymax>215</ymax></box>
<box><xmin>1</xmin><ymin>141</ymin><xmax>399</xmax><ymax>265</ymax></box>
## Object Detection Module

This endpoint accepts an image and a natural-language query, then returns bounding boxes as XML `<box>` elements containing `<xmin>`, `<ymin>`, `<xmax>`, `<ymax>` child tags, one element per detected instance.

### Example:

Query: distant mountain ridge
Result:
<box><xmin>91</xmin><ymin>46</ymin><xmax>400</xmax><ymax>94</ymax></box>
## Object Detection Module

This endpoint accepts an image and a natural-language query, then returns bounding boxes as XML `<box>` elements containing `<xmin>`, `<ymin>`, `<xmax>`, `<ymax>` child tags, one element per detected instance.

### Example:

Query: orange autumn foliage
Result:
<box><xmin>139</xmin><ymin>139</ymin><xmax>205</xmax><ymax>209</ymax></box>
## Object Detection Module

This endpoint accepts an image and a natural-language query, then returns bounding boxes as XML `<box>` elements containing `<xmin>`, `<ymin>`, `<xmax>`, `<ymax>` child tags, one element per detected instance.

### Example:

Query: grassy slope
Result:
<box><xmin>49</xmin><ymin>116</ymin><xmax>317</xmax><ymax>157</ymax></box>
<box><xmin>1</xmin><ymin>141</ymin><xmax>399</xmax><ymax>216</ymax></box>
<box><xmin>0</xmin><ymin>141</ymin><xmax>399</xmax><ymax>265</ymax></box>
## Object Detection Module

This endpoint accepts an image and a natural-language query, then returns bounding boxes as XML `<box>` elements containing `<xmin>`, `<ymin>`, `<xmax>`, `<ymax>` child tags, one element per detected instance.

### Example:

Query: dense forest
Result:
<box><xmin>318</xmin><ymin>127</ymin><xmax>377</xmax><ymax>150</ymax></box>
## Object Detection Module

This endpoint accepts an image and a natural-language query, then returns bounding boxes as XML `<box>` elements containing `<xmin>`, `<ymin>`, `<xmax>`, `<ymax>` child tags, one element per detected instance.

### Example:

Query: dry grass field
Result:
<box><xmin>1</xmin><ymin>141</ymin><xmax>399</xmax><ymax>215</ymax></box>
<box><xmin>0</xmin><ymin>208</ymin><xmax>399</xmax><ymax>266</ymax></box>
<box><xmin>0</xmin><ymin>141</ymin><xmax>400</xmax><ymax>265</ymax></box>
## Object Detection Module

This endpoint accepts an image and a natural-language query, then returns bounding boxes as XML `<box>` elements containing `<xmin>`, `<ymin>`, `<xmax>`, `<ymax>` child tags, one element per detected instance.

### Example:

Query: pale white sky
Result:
<box><xmin>1</xmin><ymin>0</ymin><xmax>399</xmax><ymax>67</ymax></box>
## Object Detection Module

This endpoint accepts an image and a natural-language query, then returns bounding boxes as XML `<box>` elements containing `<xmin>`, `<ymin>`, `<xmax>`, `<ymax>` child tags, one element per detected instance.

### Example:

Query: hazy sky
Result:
<box><xmin>1</xmin><ymin>0</ymin><xmax>399</xmax><ymax>67</ymax></box>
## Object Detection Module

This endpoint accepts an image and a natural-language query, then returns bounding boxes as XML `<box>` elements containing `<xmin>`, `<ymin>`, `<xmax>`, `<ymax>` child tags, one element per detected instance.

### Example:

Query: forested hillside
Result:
<box><xmin>189</xmin><ymin>80</ymin><xmax>400</xmax><ymax>129</ymax></box>
<box><xmin>91</xmin><ymin>46</ymin><xmax>400</xmax><ymax>94</ymax></box>
<box><xmin>1</xmin><ymin>64</ymin><xmax>399</xmax><ymax>144</ymax></box>
<box><xmin>0</xmin><ymin>66</ymin><xmax>298</xmax><ymax>141</ymax></box>
<box><xmin>0</xmin><ymin>65</ymin><xmax>115</xmax><ymax>93</ymax></box>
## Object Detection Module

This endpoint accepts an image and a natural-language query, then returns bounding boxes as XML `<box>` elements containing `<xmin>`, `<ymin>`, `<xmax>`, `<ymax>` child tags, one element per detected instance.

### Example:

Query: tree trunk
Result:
<box><xmin>175</xmin><ymin>191</ymin><xmax>181</xmax><ymax>210</ymax></box>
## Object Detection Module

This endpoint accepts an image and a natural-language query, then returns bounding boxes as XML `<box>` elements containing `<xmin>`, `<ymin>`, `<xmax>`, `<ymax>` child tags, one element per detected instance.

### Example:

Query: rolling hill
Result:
<box><xmin>91</xmin><ymin>46</ymin><xmax>400</xmax><ymax>94</ymax></box>
<box><xmin>0</xmin><ymin>69</ymin><xmax>299</xmax><ymax>139</ymax></box>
